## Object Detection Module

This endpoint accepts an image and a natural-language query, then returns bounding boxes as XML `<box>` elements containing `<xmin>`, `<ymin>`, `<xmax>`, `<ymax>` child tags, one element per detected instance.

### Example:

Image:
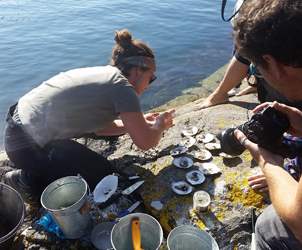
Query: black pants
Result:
<box><xmin>4</xmin><ymin>107</ymin><xmax>113</xmax><ymax>195</ymax></box>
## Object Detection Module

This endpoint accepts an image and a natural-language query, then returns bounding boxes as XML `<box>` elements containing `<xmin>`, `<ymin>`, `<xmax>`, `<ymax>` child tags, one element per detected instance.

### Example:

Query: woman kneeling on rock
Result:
<box><xmin>3</xmin><ymin>29</ymin><xmax>174</xmax><ymax>200</ymax></box>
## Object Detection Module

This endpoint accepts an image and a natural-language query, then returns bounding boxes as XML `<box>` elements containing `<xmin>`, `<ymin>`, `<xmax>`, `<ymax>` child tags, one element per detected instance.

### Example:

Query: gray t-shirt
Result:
<box><xmin>18</xmin><ymin>65</ymin><xmax>141</xmax><ymax>146</ymax></box>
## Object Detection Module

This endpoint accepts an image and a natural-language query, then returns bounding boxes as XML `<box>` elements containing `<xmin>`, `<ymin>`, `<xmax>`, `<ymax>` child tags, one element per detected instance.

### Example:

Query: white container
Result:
<box><xmin>167</xmin><ymin>225</ymin><xmax>219</xmax><ymax>250</ymax></box>
<box><xmin>193</xmin><ymin>191</ymin><xmax>211</xmax><ymax>212</ymax></box>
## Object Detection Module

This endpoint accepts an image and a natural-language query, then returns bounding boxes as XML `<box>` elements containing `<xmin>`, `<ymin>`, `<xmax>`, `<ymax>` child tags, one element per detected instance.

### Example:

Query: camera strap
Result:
<box><xmin>221</xmin><ymin>0</ymin><xmax>245</xmax><ymax>22</ymax></box>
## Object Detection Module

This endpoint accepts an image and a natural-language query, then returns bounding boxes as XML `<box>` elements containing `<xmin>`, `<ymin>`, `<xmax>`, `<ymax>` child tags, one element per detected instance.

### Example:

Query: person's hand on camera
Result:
<box><xmin>234</xmin><ymin>129</ymin><xmax>284</xmax><ymax>170</ymax></box>
<box><xmin>253</xmin><ymin>101</ymin><xmax>302</xmax><ymax>137</ymax></box>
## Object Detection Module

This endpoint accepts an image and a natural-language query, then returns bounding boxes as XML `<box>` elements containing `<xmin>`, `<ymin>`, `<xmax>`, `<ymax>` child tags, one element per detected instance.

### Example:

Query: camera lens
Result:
<box><xmin>218</xmin><ymin>106</ymin><xmax>290</xmax><ymax>156</ymax></box>
<box><xmin>218</xmin><ymin>127</ymin><xmax>245</xmax><ymax>156</ymax></box>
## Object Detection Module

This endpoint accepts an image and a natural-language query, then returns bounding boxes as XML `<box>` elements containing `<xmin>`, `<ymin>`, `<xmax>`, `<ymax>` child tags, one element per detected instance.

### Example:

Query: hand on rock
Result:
<box><xmin>194</xmin><ymin>92</ymin><xmax>229</xmax><ymax>110</ymax></box>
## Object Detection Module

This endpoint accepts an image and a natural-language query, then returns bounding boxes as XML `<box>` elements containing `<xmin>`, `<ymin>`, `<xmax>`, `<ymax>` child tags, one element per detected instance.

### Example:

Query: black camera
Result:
<box><xmin>218</xmin><ymin>106</ymin><xmax>302</xmax><ymax>158</ymax></box>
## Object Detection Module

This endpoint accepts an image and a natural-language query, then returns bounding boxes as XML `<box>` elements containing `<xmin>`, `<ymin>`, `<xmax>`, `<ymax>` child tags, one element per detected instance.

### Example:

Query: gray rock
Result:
<box><xmin>0</xmin><ymin>66</ymin><xmax>267</xmax><ymax>249</ymax></box>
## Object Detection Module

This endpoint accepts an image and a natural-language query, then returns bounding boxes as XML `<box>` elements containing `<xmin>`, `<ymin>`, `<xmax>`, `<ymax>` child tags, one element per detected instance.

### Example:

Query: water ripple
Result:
<box><xmin>0</xmin><ymin>0</ymin><xmax>236</xmax><ymax>147</ymax></box>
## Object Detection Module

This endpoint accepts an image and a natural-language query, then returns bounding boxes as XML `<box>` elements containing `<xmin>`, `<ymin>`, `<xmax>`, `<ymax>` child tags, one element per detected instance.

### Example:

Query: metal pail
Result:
<box><xmin>40</xmin><ymin>176</ymin><xmax>91</xmax><ymax>239</ymax></box>
<box><xmin>111</xmin><ymin>213</ymin><xmax>163</xmax><ymax>250</ymax></box>
<box><xmin>91</xmin><ymin>222</ymin><xmax>115</xmax><ymax>250</ymax></box>
<box><xmin>0</xmin><ymin>183</ymin><xmax>25</xmax><ymax>250</ymax></box>
<box><xmin>167</xmin><ymin>225</ymin><xmax>219</xmax><ymax>250</ymax></box>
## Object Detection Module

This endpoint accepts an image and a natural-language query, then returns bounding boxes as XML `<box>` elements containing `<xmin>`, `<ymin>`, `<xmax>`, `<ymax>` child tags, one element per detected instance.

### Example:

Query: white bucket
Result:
<box><xmin>40</xmin><ymin>176</ymin><xmax>92</xmax><ymax>239</ymax></box>
<box><xmin>111</xmin><ymin>213</ymin><xmax>163</xmax><ymax>250</ymax></box>
<box><xmin>167</xmin><ymin>225</ymin><xmax>219</xmax><ymax>250</ymax></box>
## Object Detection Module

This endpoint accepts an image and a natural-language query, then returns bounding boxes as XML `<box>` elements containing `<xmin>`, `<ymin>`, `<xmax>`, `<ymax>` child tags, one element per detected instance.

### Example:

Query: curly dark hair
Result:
<box><xmin>233</xmin><ymin>0</ymin><xmax>302</xmax><ymax>68</ymax></box>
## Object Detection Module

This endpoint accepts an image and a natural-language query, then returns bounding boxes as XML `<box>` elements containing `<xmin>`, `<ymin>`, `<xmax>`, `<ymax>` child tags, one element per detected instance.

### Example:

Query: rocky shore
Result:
<box><xmin>0</xmin><ymin>65</ymin><xmax>268</xmax><ymax>250</ymax></box>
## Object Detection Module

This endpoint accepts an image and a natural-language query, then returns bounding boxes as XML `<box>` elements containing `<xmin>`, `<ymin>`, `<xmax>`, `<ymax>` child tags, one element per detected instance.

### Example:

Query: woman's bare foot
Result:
<box><xmin>248</xmin><ymin>174</ymin><xmax>268</xmax><ymax>193</ymax></box>
<box><xmin>195</xmin><ymin>92</ymin><xmax>229</xmax><ymax>110</ymax></box>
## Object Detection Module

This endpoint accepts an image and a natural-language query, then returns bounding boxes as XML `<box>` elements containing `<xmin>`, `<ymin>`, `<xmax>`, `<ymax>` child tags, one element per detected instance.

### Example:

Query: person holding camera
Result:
<box><xmin>229</xmin><ymin>0</ymin><xmax>302</xmax><ymax>248</ymax></box>
<box><xmin>2</xmin><ymin>29</ymin><xmax>174</xmax><ymax>200</ymax></box>
<box><xmin>235</xmin><ymin>102</ymin><xmax>302</xmax><ymax>249</ymax></box>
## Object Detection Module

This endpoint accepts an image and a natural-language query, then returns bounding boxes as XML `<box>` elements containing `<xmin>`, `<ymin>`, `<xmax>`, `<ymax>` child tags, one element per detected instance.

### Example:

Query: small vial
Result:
<box><xmin>193</xmin><ymin>191</ymin><xmax>211</xmax><ymax>213</ymax></box>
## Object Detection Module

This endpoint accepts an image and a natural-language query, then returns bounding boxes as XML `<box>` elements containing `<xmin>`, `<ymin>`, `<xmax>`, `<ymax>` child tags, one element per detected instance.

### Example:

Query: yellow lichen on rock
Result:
<box><xmin>188</xmin><ymin>209</ymin><xmax>207</xmax><ymax>230</ymax></box>
<box><xmin>214</xmin><ymin>206</ymin><xmax>227</xmax><ymax>222</ymax></box>
<box><xmin>241</xmin><ymin>150</ymin><xmax>253</xmax><ymax>163</ymax></box>
<box><xmin>149</xmin><ymin>157</ymin><xmax>173</xmax><ymax>175</ymax></box>
<box><xmin>216</xmin><ymin>117</ymin><xmax>239</xmax><ymax>130</ymax></box>
<box><xmin>158</xmin><ymin>196</ymin><xmax>192</xmax><ymax>233</ymax></box>
<box><xmin>217</xmin><ymin>119</ymin><xmax>227</xmax><ymax>129</ymax></box>
<box><xmin>225</xmin><ymin>171</ymin><xmax>265</xmax><ymax>208</ymax></box>
<box><xmin>159</xmin><ymin>208</ymin><xmax>174</xmax><ymax>233</ymax></box>
<box><xmin>212</xmin><ymin>156</ymin><xmax>224</xmax><ymax>168</ymax></box>
<box><xmin>159</xmin><ymin>198</ymin><xmax>179</xmax><ymax>233</ymax></box>
<box><xmin>141</xmin><ymin>179</ymin><xmax>167</xmax><ymax>205</ymax></box>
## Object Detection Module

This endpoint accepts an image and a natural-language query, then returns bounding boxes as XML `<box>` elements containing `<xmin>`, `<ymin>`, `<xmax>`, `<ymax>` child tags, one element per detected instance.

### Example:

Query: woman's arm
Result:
<box><xmin>95</xmin><ymin>112</ymin><xmax>161</xmax><ymax>136</ymax></box>
<box><xmin>120</xmin><ymin>110</ymin><xmax>174</xmax><ymax>150</ymax></box>
<box><xmin>95</xmin><ymin>119</ymin><xmax>126</xmax><ymax>136</ymax></box>
<box><xmin>196</xmin><ymin>56</ymin><xmax>249</xmax><ymax>109</ymax></box>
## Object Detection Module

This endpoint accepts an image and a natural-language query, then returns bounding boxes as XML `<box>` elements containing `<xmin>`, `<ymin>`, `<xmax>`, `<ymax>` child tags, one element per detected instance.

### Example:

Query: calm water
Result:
<box><xmin>0</xmin><ymin>0</ymin><xmax>236</xmax><ymax>148</ymax></box>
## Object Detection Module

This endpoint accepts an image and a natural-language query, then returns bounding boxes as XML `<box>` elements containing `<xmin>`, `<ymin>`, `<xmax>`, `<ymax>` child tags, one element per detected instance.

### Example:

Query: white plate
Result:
<box><xmin>180</xmin><ymin>137</ymin><xmax>196</xmax><ymax>148</ymax></box>
<box><xmin>198</xmin><ymin>162</ymin><xmax>221</xmax><ymax>175</ymax></box>
<box><xmin>186</xmin><ymin>170</ymin><xmax>206</xmax><ymax>185</ymax></box>
<box><xmin>181</xmin><ymin>126</ymin><xmax>199</xmax><ymax>137</ymax></box>
<box><xmin>173</xmin><ymin>156</ymin><xmax>194</xmax><ymax>169</ymax></box>
<box><xmin>171</xmin><ymin>181</ymin><xmax>193</xmax><ymax>195</ymax></box>
<box><xmin>170</xmin><ymin>145</ymin><xmax>188</xmax><ymax>157</ymax></box>
<box><xmin>196</xmin><ymin>133</ymin><xmax>215</xmax><ymax>143</ymax></box>
<box><xmin>204</xmin><ymin>142</ymin><xmax>221</xmax><ymax>151</ymax></box>
<box><xmin>194</xmin><ymin>149</ymin><xmax>212</xmax><ymax>161</ymax></box>
<box><xmin>93</xmin><ymin>175</ymin><xmax>118</xmax><ymax>203</ymax></box>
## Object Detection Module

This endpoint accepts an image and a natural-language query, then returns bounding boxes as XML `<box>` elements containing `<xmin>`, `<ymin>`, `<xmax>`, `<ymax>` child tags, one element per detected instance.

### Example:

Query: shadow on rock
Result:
<box><xmin>223</xmin><ymin>157</ymin><xmax>243</xmax><ymax>168</ymax></box>
<box><xmin>228</xmin><ymin>100</ymin><xmax>259</xmax><ymax>110</ymax></box>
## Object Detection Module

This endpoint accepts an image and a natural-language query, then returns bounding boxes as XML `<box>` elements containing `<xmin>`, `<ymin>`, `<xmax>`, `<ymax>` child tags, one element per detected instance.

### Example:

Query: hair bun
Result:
<box><xmin>114</xmin><ymin>29</ymin><xmax>132</xmax><ymax>48</ymax></box>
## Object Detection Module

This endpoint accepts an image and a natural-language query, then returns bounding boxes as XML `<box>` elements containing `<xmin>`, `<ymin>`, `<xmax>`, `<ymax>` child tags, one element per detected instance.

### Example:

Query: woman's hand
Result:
<box><xmin>253</xmin><ymin>101</ymin><xmax>302</xmax><ymax>137</ymax></box>
<box><xmin>144</xmin><ymin>112</ymin><xmax>160</xmax><ymax>121</ymax></box>
<box><xmin>234</xmin><ymin>129</ymin><xmax>284</xmax><ymax>170</ymax></box>
<box><xmin>154</xmin><ymin>109</ymin><xmax>175</xmax><ymax>131</ymax></box>
<box><xmin>144</xmin><ymin>112</ymin><xmax>160</xmax><ymax>126</ymax></box>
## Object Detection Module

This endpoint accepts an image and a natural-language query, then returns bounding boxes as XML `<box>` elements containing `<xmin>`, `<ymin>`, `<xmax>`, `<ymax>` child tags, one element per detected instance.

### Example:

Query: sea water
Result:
<box><xmin>0</xmin><ymin>0</ymin><xmax>237</xmax><ymax>148</ymax></box>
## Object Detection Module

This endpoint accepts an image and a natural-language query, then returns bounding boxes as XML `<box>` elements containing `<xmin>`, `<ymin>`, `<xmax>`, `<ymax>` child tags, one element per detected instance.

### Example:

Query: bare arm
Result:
<box><xmin>235</xmin><ymin>129</ymin><xmax>302</xmax><ymax>242</ymax></box>
<box><xmin>120</xmin><ymin>110</ymin><xmax>174</xmax><ymax>150</ymax></box>
<box><xmin>95</xmin><ymin>112</ymin><xmax>161</xmax><ymax>136</ymax></box>
<box><xmin>262</xmin><ymin>163</ymin><xmax>302</xmax><ymax>242</ymax></box>
<box><xmin>95</xmin><ymin>119</ymin><xmax>126</xmax><ymax>136</ymax></box>
<box><xmin>215</xmin><ymin>56</ymin><xmax>249</xmax><ymax>94</ymax></box>
<box><xmin>196</xmin><ymin>56</ymin><xmax>249</xmax><ymax>109</ymax></box>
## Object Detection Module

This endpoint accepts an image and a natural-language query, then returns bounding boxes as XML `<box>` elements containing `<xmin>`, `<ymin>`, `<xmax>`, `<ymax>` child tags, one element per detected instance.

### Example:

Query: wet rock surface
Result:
<box><xmin>0</xmin><ymin>66</ymin><xmax>269</xmax><ymax>249</ymax></box>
